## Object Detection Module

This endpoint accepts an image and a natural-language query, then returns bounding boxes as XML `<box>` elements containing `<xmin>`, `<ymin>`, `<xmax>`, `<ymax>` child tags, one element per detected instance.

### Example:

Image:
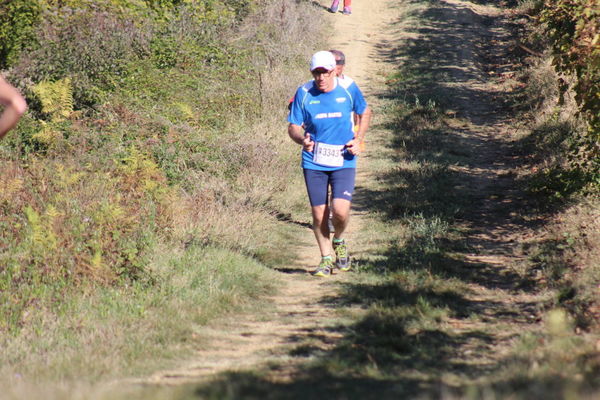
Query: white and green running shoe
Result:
<box><xmin>312</xmin><ymin>257</ymin><xmax>334</xmax><ymax>277</ymax></box>
<box><xmin>333</xmin><ymin>239</ymin><xmax>350</xmax><ymax>271</ymax></box>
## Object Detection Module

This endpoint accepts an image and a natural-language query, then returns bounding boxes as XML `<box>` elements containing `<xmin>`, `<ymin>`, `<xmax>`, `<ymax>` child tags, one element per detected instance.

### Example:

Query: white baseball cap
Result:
<box><xmin>310</xmin><ymin>51</ymin><xmax>336</xmax><ymax>71</ymax></box>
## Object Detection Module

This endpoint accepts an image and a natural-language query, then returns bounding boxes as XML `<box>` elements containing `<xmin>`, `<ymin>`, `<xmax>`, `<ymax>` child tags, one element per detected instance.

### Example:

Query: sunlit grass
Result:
<box><xmin>0</xmin><ymin>246</ymin><xmax>280</xmax><ymax>383</ymax></box>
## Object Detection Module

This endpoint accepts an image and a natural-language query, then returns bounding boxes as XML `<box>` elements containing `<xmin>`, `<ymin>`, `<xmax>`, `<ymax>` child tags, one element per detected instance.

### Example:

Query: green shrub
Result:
<box><xmin>540</xmin><ymin>0</ymin><xmax>600</xmax><ymax>181</ymax></box>
<box><xmin>0</xmin><ymin>0</ymin><xmax>41</xmax><ymax>68</ymax></box>
<box><xmin>13</xmin><ymin>5</ymin><xmax>151</xmax><ymax>109</ymax></box>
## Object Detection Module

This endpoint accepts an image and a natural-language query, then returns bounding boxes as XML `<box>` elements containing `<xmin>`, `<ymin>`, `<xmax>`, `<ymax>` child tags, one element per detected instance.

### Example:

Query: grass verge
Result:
<box><xmin>0</xmin><ymin>245</ymin><xmax>279</xmax><ymax>390</ymax></box>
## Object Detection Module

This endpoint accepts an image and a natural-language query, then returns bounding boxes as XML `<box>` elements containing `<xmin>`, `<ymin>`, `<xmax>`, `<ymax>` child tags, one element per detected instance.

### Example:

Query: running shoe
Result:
<box><xmin>342</xmin><ymin>6</ymin><xmax>351</xmax><ymax>15</ymax></box>
<box><xmin>329</xmin><ymin>0</ymin><xmax>339</xmax><ymax>13</ymax></box>
<box><xmin>333</xmin><ymin>239</ymin><xmax>350</xmax><ymax>271</ymax></box>
<box><xmin>312</xmin><ymin>257</ymin><xmax>334</xmax><ymax>277</ymax></box>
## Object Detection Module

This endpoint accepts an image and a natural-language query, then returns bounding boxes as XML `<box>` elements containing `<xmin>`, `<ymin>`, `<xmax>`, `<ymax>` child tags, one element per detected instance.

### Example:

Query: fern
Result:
<box><xmin>32</xmin><ymin>120</ymin><xmax>63</xmax><ymax>146</ymax></box>
<box><xmin>32</xmin><ymin>77</ymin><xmax>74</xmax><ymax>122</ymax></box>
<box><xmin>175</xmin><ymin>102</ymin><xmax>196</xmax><ymax>124</ymax></box>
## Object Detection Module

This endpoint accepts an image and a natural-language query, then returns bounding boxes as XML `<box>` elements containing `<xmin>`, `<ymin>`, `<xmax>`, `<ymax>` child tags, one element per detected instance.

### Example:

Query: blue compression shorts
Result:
<box><xmin>303</xmin><ymin>168</ymin><xmax>356</xmax><ymax>207</ymax></box>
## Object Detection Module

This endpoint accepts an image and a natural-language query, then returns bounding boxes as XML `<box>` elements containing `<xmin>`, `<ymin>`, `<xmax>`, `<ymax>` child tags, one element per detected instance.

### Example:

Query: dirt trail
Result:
<box><xmin>135</xmin><ymin>0</ymin><xmax>391</xmax><ymax>386</ymax></box>
<box><xmin>397</xmin><ymin>0</ymin><xmax>547</xmax><ymax>371</ymax></box>
<box><xmin>136</xmin><ymin>0</ymin><xmax>542</xmax><ymax>390</ymax></box>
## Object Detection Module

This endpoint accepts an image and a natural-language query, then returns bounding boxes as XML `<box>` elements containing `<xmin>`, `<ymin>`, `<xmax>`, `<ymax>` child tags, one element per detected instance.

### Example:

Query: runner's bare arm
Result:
<box><xmin>288</xmin><ymin>123</ymin><xmax>314</xmax><ymax>152</ymax></box>
<box><xmin>346</xmin><ymin>106</ymin><xmax>372</xmax><ymax>155</ymax></box>
<box><xmin>354</xmin><ymin>106</ymin><xmax>372</xmax><ymax>144</ymax></box>
<box><xmin>0</xmin><ymin>77</ymin><xmax>27</xmax><ymax>140</ymax></box>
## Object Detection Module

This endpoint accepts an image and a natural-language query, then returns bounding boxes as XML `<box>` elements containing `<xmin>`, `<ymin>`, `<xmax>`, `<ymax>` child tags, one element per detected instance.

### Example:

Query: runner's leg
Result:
<box><xmin>311</xmin><ymin>204</ymin><xmax>333</xmax><ymax>256</ymax></box>
<box><xmin>329</xmin><ymin>0</ymin><xmax>340</xmax><ymax>13</ymax></box>
<box><xmin>329</xmin><ymin>168</ymin><xmax>354</xmax><ymax>271</ymax></box>
<box><xmin>331</xmin><ymin>198</ymin><xmax>351</xmax><ymax>238</ymax></box>
<box><xmin>303</xmin><ymin>169</ymin><xmax>333</xmax><ymax>257</ymax></box>
<box><xmin>329</xmin><ymin>168</ymin><xmax>355</xmax><ymax>238</ymax></box>
<box><xmin>328</xmin><ymin>184</ymin><xmax>335</xmax><ymax>232</ymax></box>
<box><xmin>342</xmin><ymin>0</ymin><xmax>351</xmax><ymax>14</ymax></box>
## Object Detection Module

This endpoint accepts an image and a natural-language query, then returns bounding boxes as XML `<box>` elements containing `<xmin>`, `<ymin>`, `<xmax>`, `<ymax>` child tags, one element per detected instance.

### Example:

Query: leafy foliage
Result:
<box><xmin>0</xmin><ymin>0</ymin><xmax>41</xmax><ymax>69</ymax></box>
<box><xmin>13</xmin><ymin>5</ymin><xmax>151</xmax><ymax>109</ymax></box>
<box><xmin>540</xmin><ymin>0</ymin><xmax>600</xmax><ymax>180</ymax></box>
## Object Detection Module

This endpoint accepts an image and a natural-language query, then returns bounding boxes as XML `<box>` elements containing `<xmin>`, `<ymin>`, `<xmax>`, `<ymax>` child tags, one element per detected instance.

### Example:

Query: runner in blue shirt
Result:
<box><xmin>288</xmin><ymin>50</ymin><xmax>372</xmax><ymax>277</ymax></box>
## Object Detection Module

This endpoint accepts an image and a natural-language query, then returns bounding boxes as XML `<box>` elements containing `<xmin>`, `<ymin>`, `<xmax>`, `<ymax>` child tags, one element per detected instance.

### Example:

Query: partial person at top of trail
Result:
<box><xmin>0</xmin><ymin>75</ymin><xmax>27</xmax><ymax>140</ymax></box>
<box><xmin>329</xmin><ymin>49</ymin><xmax>347</xmax><ymax>80</ymax></box>
<box><xmin>329</xmin><ymin>49</ymin><xmax>361</xmax><ymax>132</ymax></box>
<box><xmin>287</xmin><ymin>50</ymin><xmax>372</xmax><ymax>277</ymax></box>
<box><xmin>329</xmin><ymin>0</ymin><xmax>352</xmax><ymax>15</ymax></box>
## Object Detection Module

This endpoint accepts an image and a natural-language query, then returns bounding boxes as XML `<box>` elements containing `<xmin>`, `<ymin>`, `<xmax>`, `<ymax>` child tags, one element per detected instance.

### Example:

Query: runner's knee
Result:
<box><xmin>311</xmin><ymin>205</ymin><xmax>328</xmax><ymax>224</ymax></box>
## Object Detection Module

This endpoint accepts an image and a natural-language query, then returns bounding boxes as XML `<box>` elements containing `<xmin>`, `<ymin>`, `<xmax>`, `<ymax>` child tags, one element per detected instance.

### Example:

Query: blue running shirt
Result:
<box><xmin>288</xmin><ymin>77</ymin><xmax>368</xmax><ymax>171</ymax></box>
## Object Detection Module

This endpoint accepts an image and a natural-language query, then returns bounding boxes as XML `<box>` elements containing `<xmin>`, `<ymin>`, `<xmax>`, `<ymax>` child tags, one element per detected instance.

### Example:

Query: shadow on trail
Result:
<box><xmin>351</xmin><ymin>0</ymin><xmax>540</xmax><ymax>288</ymax></box>
<box><xmin>271</xmin><ymin>267</ymin><xmax>307</xmax><ymax>274</ymax></box>
<box><xmin>376</xmin><ymin>0</ymin><xmax>516</xmax><ymax>122</ymax></box>
<box><xmin>273</xmin><ymin>211</ymin><xmax>312</xmax><ymax>229</ymax></box>
<box><xmin>182</xmin><ymin>285</ymin><xmax>501</xmax><ymax>398</ymax></box>
<box><xmin>176</xmin><ymin>282</ymin><xmax>510</xmax><ymax>398</ymax></box>
<box><xmin>309</xmin><ymin>0</ymin><xmax>331</xmax><ymax>13</ymax></box>
<box><xmin>189</xmin><ymin>372</ymin><xmax>421</xmax><ymax>399</ymax></box>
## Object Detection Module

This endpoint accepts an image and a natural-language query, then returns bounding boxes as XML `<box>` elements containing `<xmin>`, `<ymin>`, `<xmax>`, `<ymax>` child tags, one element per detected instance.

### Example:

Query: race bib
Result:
<box><xmin>313</xmin><ymin>142</ymin><xmax>344</xmax><ymax>167</ymax></box>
